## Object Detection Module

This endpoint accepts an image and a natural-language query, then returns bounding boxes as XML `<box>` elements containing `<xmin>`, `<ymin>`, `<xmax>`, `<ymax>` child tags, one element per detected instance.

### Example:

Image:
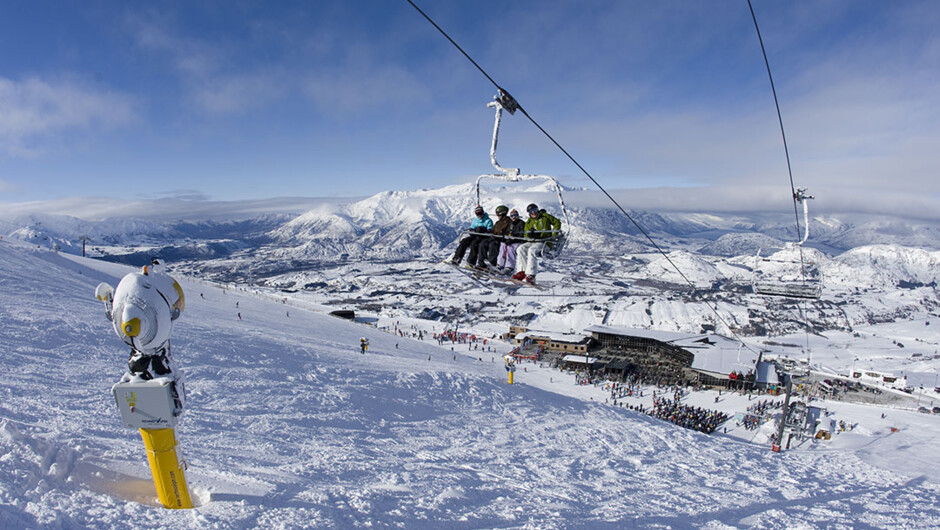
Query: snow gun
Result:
<box><xmin>95</xmin><ymin>260</ymin><xmax>193</xmax><ymax>509</ymax></box>
<box><xmin>504</xmin><ymin>355</ymin><xmax>516</xmax><ymax>385</ymax></box>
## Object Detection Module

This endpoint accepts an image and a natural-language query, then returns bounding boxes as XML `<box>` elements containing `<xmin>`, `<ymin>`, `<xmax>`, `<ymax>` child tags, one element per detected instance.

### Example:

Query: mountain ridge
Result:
<box><xmin>7</xmin><ymin>186</ymin><xmax>940</xmax><ymax>264</ymax></box>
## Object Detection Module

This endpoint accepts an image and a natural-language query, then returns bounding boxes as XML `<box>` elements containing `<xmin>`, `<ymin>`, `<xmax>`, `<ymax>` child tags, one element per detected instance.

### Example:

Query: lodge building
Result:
<box><xmin>508</xmin><ymin>327</ymin><xmax>592</xmax><ymax>354</ymax></box>
<box><xmin>508</xmin><ymin>325</ymin><xmax>770</xmax><ymax>388</ymax></box>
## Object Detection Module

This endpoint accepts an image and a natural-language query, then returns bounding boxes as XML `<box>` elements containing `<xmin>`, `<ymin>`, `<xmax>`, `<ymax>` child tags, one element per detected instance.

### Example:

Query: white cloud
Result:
<box><xmin>0</xmin><ymin>178</ymin><xmax>19</xmax><ymax>193</ymax></box>
<box><xmin>302</xmin><ymin>64</ymin><xmax>429</xmax><ymax>116</ymax></box>
<box><xmin>127</xmin><ymin>13</ymin><xmax>287</xmax><ymax>116</ymax></box>
<box><xmin>0</xmin><ymin>76</ymin><xmax>137</xmax><ymax>155</ymax></box>
<box><xmin>0</xmin><ymin>195</ymin><xmax>340</xmax><ymax>222</ymax></box>
<box><xmin>191</xmin><ymin>71</ymin><xmax>288</xmax><ymax>115</ymax></box>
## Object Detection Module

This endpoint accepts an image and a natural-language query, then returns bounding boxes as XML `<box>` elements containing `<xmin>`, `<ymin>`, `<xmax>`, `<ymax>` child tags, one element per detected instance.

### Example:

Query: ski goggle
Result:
<box><xmin>509</xmin><ymin>212</ymin><xmax>519</xmax><ymax>218</ymax></box>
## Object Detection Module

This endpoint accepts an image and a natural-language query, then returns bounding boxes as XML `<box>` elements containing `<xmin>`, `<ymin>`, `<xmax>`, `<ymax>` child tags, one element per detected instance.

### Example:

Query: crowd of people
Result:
<box><xmin>746</xmin><ymin>398</ymin><xmax>783</xmax><ymax>416</ymax></box>
<box><xmin>449</xmin><ymin>202</ymin><xmax>561</xmax><ymax>286</ymax></box>
<box><xmin>649</xmin><ymin>397</ymin><xmax>730</xmax><ymax>434</ymax></box>
<box><xmin>607</xmin><ymin>380</ymin><xmax>645</xmax><ymax>400</ymax></box>
<box><xmin>741</xmin><ymin>414</ymin><xmax>762</xmax><ymax>431</ymax></box>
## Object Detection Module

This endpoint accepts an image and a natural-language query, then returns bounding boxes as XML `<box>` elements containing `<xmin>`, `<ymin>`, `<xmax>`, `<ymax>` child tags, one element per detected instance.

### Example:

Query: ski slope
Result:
<box><xmin>2</xmin><ymin>238</ymin><xmax>939</xmax><ymax>529</ymax></box>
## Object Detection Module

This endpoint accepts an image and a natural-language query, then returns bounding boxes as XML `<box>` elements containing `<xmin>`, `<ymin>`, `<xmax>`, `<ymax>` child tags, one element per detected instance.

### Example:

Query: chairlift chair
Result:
<box><xmin>471</xmin><ymin>91</ymin><xmax>571</xmax><ymax>260</ymax></box>
<box><xmin>752</xmin><ymin>188</ymin><xmax>822</xmax><ymax>300</ymax></box>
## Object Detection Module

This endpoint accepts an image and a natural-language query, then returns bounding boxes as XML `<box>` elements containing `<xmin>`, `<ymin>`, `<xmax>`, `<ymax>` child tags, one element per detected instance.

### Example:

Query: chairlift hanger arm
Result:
<box><xmin>487</xmin><ymin>96</ymin><xmax>519</xmax><ymax>178</ymax></box>
<box><xmin>794</xmin><ymin>187</ymin><xmax>813</xmax><ymax>246</ymax></box>
<box><xmin>475</xmin><ymin>93</ymin><xmax>571</xmax><ymax>232</ymax></box>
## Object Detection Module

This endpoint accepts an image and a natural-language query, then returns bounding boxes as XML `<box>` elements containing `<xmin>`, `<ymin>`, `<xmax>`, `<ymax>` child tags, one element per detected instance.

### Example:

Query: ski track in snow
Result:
<box><xmin>1</xmin><ymin>238</ymin><xmax>940</xmax><ymax>529</ymax></box>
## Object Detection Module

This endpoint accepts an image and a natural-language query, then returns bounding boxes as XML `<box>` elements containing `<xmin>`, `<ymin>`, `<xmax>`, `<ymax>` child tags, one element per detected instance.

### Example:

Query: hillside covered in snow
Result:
<box><xmin>5</xmin><ymin>184</ymin><xmax>940</xmax><ymax>362</ymax></box>
<box><xmin>2</xmin><ymin>231</ymin><xmax>940</xmax><ymax>528</ymax></box>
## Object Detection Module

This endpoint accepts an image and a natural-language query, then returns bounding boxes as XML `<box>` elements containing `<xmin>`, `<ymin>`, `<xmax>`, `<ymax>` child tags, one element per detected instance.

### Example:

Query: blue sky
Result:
<box><xmin>1</xmin><ymin>0</ymin><xmax>938</xmax><ymax>217</ymax></box>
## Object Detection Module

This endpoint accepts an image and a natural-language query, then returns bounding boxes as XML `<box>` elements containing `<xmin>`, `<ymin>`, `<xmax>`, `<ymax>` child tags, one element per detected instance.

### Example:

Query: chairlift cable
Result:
<box><xmin>405</xmin><ymin>0</ymin><xmax>505</xmax><ymax>94</ymax></box>
<box><xmin>747</xmin><ymin>0</ymin><xmax>814</xmax><ymax>356</ymax></box>
<box><xmin>406</xmin><ymin>0</ymin><xmax>760</xmax><ymax>354</ymax></box>
<box><xmin>405</xmin><ymin>0</ymin><xmax>693</xmax><ymax>280</ymax></box>
<box><xmin>746</xmin><ymin>0</ymin><xmax>810</xmax><ymax>284</ymax></box>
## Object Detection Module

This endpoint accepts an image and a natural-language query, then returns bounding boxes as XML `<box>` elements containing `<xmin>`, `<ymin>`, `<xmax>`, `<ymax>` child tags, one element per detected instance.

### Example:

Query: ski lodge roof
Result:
<box><xmin>583</xmin><ymin>325</ymin><xmax>760</xmax><ymax>378</ymax></box>
<box><xmin>561</xmin><ymin>355</ymin><xmax>599</xmax><ymax>364</ymax></box>
<box><xmin>584</xmin><ymin>325</ymin><xmax>700</xmax><ymax>343</ymax></box>
<box><xmin>515</xmin><ymin>330</ymin><xmax>591</xmax><ymax>344</ymax></box>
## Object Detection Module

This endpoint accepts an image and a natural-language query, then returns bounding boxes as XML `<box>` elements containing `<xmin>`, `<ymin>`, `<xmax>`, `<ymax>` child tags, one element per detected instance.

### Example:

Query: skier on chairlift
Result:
<box><xmin>496</xmin><ymin>208</ymin><xmax>526</xmax><ymax>275</ymax></box>
<box><xmin>450</xmin><ymin>205</ymin><xmax>493</xmax><ymax>266</ymax></box>
<box><xmin>474</xmin><ymin>204</ymin><xmax>511</xmax><ymax>271</ymax></box>
<box><xmin>512</xmin><ymin>203</ymin><xmax>562</xmax><ymax>285</ymax></box>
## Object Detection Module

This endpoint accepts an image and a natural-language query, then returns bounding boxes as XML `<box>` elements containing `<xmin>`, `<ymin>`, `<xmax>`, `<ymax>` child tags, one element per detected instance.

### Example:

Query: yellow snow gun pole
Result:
<box><xmin>97</xmin><ymin>268</ymin><xmax>194</xmax><ymax>510</ymax></box>
<box><xmin>504</xmin><ymin>355</ymin><xmax>515</xmax><ymax>385</ymax></box>
<box><xmin>139</xmin><ymin>427</ymin><xmax>193</xmax><ymax>509</ymax></box>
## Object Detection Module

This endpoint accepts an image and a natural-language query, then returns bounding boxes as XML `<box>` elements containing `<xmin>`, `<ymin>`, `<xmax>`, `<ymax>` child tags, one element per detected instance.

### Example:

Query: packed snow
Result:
<box><xmin>2</xmin><ymin>236</ymin><xmax>940</xmax><ymax>528</ymax></box>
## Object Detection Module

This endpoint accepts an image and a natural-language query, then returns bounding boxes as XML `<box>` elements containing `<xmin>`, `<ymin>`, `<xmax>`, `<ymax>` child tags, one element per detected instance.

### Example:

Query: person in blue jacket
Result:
<box><xmin>450</xmin><ymin>205</ymin><xmax>493</xmax><ymax>266</ymax></box>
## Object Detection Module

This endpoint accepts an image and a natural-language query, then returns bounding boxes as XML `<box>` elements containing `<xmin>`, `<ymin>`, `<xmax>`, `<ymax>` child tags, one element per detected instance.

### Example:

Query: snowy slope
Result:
<box><xmin>2</xmin><ymin>239</ymin><xmax>940</xmax><ymax>528</ymax></box>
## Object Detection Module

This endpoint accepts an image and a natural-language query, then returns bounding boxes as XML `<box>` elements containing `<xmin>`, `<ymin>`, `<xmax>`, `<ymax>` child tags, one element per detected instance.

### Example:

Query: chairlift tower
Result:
<box><xmin>772</xmin><ymin>363</ymin><xmax>811</xmax><ymax>451</ymax></box>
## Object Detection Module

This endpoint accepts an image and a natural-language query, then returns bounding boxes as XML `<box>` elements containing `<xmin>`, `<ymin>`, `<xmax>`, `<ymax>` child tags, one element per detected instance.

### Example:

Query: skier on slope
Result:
<box><xmin>512</xmin><ymin>203</ymin><xmax>562</xmax><ymax>285</ymax></box>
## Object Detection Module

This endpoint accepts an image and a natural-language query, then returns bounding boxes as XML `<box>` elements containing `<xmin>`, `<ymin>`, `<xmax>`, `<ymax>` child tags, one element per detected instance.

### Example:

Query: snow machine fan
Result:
<box><xmin>94</xmin><ymin>259</ymin><xmax>193</xmax><ymax>509</ymax></box>
<box><xmin>99</xmin><ymin>261</ymin><xmax>185</xmax><ymax>356</ymax></box>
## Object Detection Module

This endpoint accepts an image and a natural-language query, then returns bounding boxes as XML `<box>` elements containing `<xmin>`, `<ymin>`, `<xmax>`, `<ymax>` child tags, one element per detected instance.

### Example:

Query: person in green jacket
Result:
<box><xmin>511</xmin><ymin>203</ymin><xmax>561</xmax><ymax>285</ymax></box>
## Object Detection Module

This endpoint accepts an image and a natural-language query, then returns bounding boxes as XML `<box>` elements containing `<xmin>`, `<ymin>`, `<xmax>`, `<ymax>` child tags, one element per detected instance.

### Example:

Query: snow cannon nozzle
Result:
<box><xmin>97</xmin><ymin>266</ymin><xmax>185</xmax><ymax>356</ymax></box>
<box><xmin>95</xmin><ymin>283</ymin><xmax>114</xmax><ymax>302</ymax></box>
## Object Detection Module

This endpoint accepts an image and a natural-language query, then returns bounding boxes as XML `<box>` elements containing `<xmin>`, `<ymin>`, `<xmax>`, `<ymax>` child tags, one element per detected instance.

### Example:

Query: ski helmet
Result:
<box><xmin>526</xmin><ymin>203</ymin><xmax>539</xmax><ymax>214</ymax></box>
<box><xmin>474</xmin><ymin>205</ymin><xmax>484</xmax><ymax>215</ymax></box>
<box><xmin>495</xmin><ymin>205</ymin><xmax>509</xmax><ymax>215</ymax></box>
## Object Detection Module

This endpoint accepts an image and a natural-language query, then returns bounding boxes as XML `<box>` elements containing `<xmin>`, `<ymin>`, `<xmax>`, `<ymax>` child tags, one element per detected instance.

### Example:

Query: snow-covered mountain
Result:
<box><xmin>1</xmin><ymin>212</ymin><xmax>289</xmax><ymax>257</ymax></box>
<box><xmin>5</xmin><ymin>184</ymin><xmax>940</xmax><ymax>342</ymax></box>
<box><xmin>827</xmin><ymin>245</ymin><xmax>940</xmax><ymax>289</ymax></box>
<box><xmin>7</xmin><ymin>185</ymin><xmax>940</xmax><ymax>267</ymax></box>
<box><xmin>267</xmin><ymin>186</ymin><xmax>478</xmax><ymax>260</ymax></box>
